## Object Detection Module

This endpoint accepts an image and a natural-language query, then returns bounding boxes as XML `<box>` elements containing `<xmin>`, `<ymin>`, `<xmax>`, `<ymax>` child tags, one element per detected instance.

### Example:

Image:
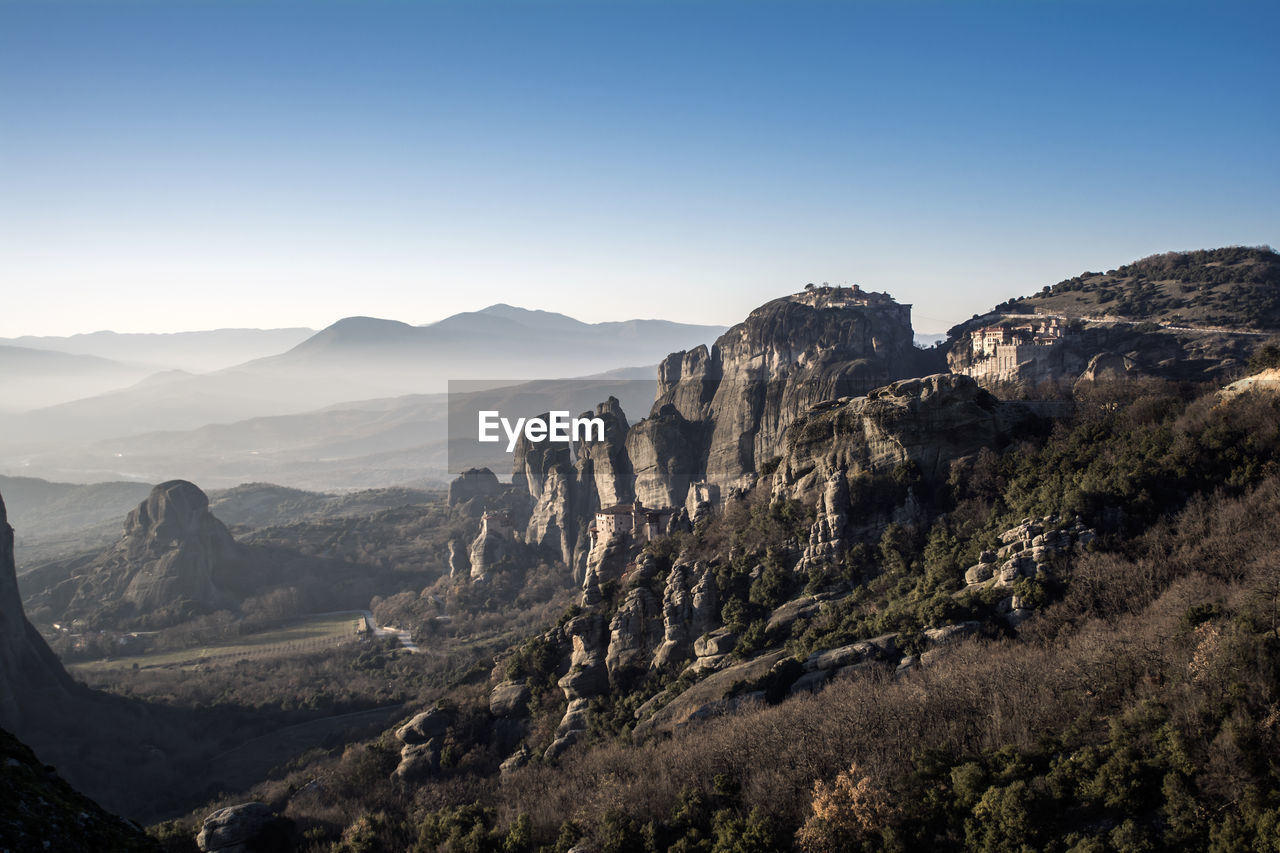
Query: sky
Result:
<box><xmin>1</xmin><ymin>0</ymin><xmax>1277</xmax><ymax>337</ymax></box>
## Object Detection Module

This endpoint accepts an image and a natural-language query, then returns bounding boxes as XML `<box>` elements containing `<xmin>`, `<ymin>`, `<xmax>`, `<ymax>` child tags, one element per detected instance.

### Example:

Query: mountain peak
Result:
<box><xmin>287</xmin><ymin>316</ymin><xmax>420</xmax><ymax>353</ymax></box>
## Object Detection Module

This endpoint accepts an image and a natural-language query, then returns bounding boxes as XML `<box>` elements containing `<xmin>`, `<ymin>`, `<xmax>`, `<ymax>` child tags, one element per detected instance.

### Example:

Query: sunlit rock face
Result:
<box><xmin>771</xmin><ymin>373</ymin><xmax>1031</xmax><ymax>506</ymax></box>
<box><xmin>646</xmin><ymin>288</ymin><xmax>926</xmax><ymax>509</ymax></box>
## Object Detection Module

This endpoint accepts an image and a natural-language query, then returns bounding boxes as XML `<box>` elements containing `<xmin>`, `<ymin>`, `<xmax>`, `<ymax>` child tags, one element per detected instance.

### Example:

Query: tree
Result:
<box><xmin>796</xmin><ymin>763</ymin><xmax>896</xmax><ymax>852</ymax></box>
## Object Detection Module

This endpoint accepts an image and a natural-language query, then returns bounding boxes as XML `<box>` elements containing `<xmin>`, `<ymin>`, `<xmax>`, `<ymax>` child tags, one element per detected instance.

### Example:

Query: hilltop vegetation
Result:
<box><xmin>982</xmin><ymin>246</ymin><xmax>1280</xmax><ymax>330</ymax></box>
<box><xmin>139</xmin><ymin>380</ymin><xmax>1280</xmax><ymax>852</ymax></box>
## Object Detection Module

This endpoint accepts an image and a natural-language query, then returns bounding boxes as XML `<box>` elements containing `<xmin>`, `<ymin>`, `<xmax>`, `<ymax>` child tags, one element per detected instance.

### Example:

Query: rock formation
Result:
<box><xmin>36</xmin><ymin>481</ymin><xmax>242</xmax><ymax>623</ymax></box>
<box><xmin>196</xmin><ymin>802</ymin><xmax>291</xmax><ymax>853</ymax></box>
<box><xmin>798</xmin><ymin>469</ymin><xmax>850</xmax><ymax>573</ymax></box>
<box><xmin>468</xmin><ymin>511</ymin><xmax>514</xmax><ymax>581</ymax></box>
<box><xmin>641</xmin><ymin>287</ymin><xmax>928</xmax><ymax>509</ymax></box>
<box><xmin>1220</xmin><ymin>366</ymin><xmax>1280</xmax><ymax>399</ymax></box>
<box><xmin>771</xmin><ymin>373</ymin><xmax>1032</xmax><ymax>507</ymax></box>
<box><xmin>513</xmin><ymin>426</ymin><xmax>583</xmax><ymax>570</ymax></box>
<box><xmin>447</xmin><ymin>467</ymin><xmax>503</xmax><ymax>515</ymax></box>
<box><xmin>447</xmin><ymin>539</ymin><xmax>470</xmax><ymax>578</ymax></box>
<box><xmin>391</xmin><ymin>708</ymin><xmax>454</xmax><ymax>783</ymax></box>
<box><xmin>652</xmin><ymin>561</ymin><xmax>719</xmax><ymax>669</ymax></box>
<box><xmin>573</xmin><ymin>397</ymin><xmax>634</xmax><ymax>508</ymax></box>
<box><xmin>495</xmin><ymin>289</ymin><xmax>928</xmax><ymax>591</ymax></box>
<box><xmin>0</xmin><ymin>490</ymin><xmax>77</xmax><ymax>732</ymax></box>
<box><xmin>604</xmin><ymin>586</ymin><xmax>664</xmax><ymax>680</ymax></box>
<box><xmin>116</xmin><ymin>480</ymin><xmax>239</xmax><ymax>610</ymax></box>
<box><xmin>963</xmin><ymin>515</ymin><xmax>1096</xmax><ymax>626</ymax></box>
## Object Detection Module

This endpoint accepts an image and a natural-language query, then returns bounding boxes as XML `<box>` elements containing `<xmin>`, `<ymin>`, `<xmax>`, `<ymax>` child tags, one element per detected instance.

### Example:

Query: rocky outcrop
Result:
<box><xmin>114</xmin><ymin>480</ymin><xmax>238</xmax><ymax>611</ymax></box>
<box><xmin>197</xmin><ymin>802</ymin><xmax>290</xmax><ymax>853</ymax></box>
<box><xmin>574</xmin><ymin>397</ymin><xmax>634</xmax><ymax>508</ymax></box>
<box><xmin>0</xmin><ymin>490</ymin><xmax>76</xmax><ymax>732</ymax></box>
<box><xmin>557</xmin><ymin>613</ymin><xmax>609</xmax><ymax>701</ymax></box>
<box><xmin>581</xmin><ymin>530</ymin><xmax>632</xmax><ymax>605</ymax></box>
<box><xmin>543</xmin><ymin>613</ymin><xmax>610</xmax><ymax>761</ymax></box>
<box><xmin>513</xmin><ymin>431</ymin><xmax>583</xmax><ymax>571</ymax></box>
<box><xmin>448</xmin><ymin>467</ymin><xmax>503</xmax><ymax>514</ymax></box>
<box><xmin>690</xmin><ymin>627</ymin><xmax>738</xmax><ymax>672</ymax></box>
<box><xmin>648</xmin><ymin>288</ymin><xmax>927</xmax><ymax>508</ymax></box>
<box><xmin>963</xmin><ymin>516</ymin><xmax>1096</xmax><ymax>626</ymax></box>
<box><xmin>447</xmin><ymin>539</ymin><xmax>470</xmax><ymax>578</ymax></box>
<box><xmin>468</xmin><ymin>512</ymin><xmax>513</xmax><ymax>581</ymax></box>
<box><xmin>626</xmin><ymin>404</ymin><xmax>706</xmax><ymax>510</ymax></box>
<box><xmin>652</xmin><ymin>561</ymin><xmax>719</xmax><ymax>669</ymax></box>
<box><xmin>1076</xmin><ymin>352</ymin><xmax>1137</xmax><ymax>384</ymax></box>
<box><xmin>33</xmin><ymin>481</ymin><xmax>242</xmax><ymax>624</ymax></box>
<box><xmin>501</xmin><ymin>289</ymin><xmax>927</xmax><ymax>567</ymax></box>
<box><xmin>1220</xmin><ymin>366</ymin><xmax>1280</xmax><ymax>399</ymax></box>
<box><xmin>771</xmin><ymin>374</ymin><xmax>1033</xmax><ymax>506</ymax></box>
<box><xmin>489</xmin><ymin>681</ymin><xmax>531</xmax><ymax>717</ymax></box>
<box><xmin>634</xmin><ymin>650</ymin><xmax>789</xmax><ymax>738</ymax></box>
<box><xmin>798</xmin><ymin>470</ymin><xmax>850</xmax><ymax>573</ymax></box>
<box><xmin>605</xmin><ymin>587</ymin><xmax>664</xmax><ymax>680</ymax></box>
<box><xmin>391</xmin><ymin>708</ymin><xmax>454</xmax><ymax>783</ymax></box>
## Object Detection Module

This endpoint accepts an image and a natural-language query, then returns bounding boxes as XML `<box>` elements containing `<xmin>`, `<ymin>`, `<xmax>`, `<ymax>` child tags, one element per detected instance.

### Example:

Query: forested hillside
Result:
<box><xmin>141</xmin><ymin>378</ymin><xmax>1280</xmax><ymax>853</ymax></box>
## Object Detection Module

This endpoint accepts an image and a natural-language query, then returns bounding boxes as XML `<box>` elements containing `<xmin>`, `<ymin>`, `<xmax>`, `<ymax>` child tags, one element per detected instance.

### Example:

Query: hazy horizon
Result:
<box><xmin>0</xmin><ymin>302</ymin><xmax>728</xmax><ymax>340</ymax></box>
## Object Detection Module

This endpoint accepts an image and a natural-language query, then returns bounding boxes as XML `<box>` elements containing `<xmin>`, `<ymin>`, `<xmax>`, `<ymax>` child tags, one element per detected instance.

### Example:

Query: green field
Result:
<box><xmin>69</xmin><ymin>614</ymin><xmax>364</xmax><ymax>673</ymax></box>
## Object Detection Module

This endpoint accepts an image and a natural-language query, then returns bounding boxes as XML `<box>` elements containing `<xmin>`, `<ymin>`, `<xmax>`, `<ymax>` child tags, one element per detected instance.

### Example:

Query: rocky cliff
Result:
<box><xmin>640</xmin><ymin>287</ymin><xmax>932</xmax><ymax>506</ymax></box>
<box><xmin>451</xmin><ymin>288</ymin><xmax>940</xmax><ymax>602</ymax></box>
<box><xmin>771</xmin><ymin>373</ymin><xmax>1030</xmax><ymax>505</ymax></box>
<box><xmin>0</xmin><ymin>490</ymin><xmax>77</xmax><ymax>732</ymax></box>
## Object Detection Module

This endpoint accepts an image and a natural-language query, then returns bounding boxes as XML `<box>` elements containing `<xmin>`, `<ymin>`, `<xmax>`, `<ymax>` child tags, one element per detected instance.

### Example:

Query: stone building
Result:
<box><xmin>588</xmin><ymin>501</ymin><xmax>675</xmax><ymax>548</ymax></box>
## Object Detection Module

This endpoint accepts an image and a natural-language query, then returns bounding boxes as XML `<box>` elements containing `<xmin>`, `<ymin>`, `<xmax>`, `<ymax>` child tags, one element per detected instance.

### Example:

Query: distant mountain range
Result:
<box><xmin>0</xmin><ymin>305</ymin><xmax>723</xmax><ymax>487</ymax></box>
<box><xmin>0</xmin><ymin>327</ymin><xmax>316</xmax><ymax>373</ymax></box>
<box><xmin>0</xmin><ymin>346</ymin><xmax>153</xmax><ymax>412</ymax></box>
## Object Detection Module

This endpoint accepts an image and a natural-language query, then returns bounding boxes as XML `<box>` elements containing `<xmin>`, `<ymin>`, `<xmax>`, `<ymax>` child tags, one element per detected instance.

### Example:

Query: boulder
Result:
<box><xmin>766</xmin><ymin>595</ymin><xmax>822</xmax><ymax>634</ymax></box>
<box><xmin>964</xmin><ymin>563</ymin><xmax>994</xmax><ymax>585</ymax></box>
<box><xmin>393</xmin><ymin>739</ymin><xmax>441</xmax><ymax>783</ymax></box>
<box><xmin>395</xmin><ymin>708</ymin><xmax>452</xmax><ymax>745</ymax></box>
<box><xmin>489</xmin><ymin>681</ymin><xmax>531</xmax><ymax>718</ymax></box>
<box><xmin>923</xmin><ymin>622</ymin><xmax>981</xmax><ymax>647</ymax></box>
<box><xmin>693</xmin><ymin>628</ymin><xmax>738</xmax><ymax>659</ymax></box>
<box><xmin>543</xmin><ymin>729</ymin><xmax>579</xmax><ymax>762</ymax></box>
<box><xmin>447</xmin><ymin>468</ymin><xmax>502</xmax><ymax>509</ymax></box>
<box><xmin>500</xmin><ymin>746</ymin><xmax>530</xmax><ymax>775</ymax></box>
<box><xmin>805</xmin><ymin>634</ymin><xmax>897</xmax><ymax>671</ymax></box>
<box><xmin>634</xmin><ymin>650</ymin><xmax>789</xmax><ymax>738</ymax></box>
<box><xmin>196</xmin><ymin>802</ymin><xmax>287</xmax><ymax>853</ymax></box>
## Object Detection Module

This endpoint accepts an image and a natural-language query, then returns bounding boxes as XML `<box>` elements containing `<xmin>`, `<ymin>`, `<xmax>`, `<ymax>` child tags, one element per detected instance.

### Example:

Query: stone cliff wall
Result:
<box><xmin>0</xmin><ymin>491</ymin><xmax>76</xmax><ymax>731</ymax></box>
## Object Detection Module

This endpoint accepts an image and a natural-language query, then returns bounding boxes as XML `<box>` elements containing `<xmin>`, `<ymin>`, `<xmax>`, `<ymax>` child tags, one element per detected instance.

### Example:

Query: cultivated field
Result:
<box><xmin>68</xmin><ymin>614</ymin><xmax>364</xmax><ymax>673</ymax></box>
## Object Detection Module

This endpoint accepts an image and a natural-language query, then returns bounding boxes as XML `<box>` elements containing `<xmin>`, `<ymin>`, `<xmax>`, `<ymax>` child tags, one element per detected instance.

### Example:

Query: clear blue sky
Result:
<box><xmin>2</xmin><ymin>0</ymin><xmax>1276</xmax><ymax>336</ymax></box>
